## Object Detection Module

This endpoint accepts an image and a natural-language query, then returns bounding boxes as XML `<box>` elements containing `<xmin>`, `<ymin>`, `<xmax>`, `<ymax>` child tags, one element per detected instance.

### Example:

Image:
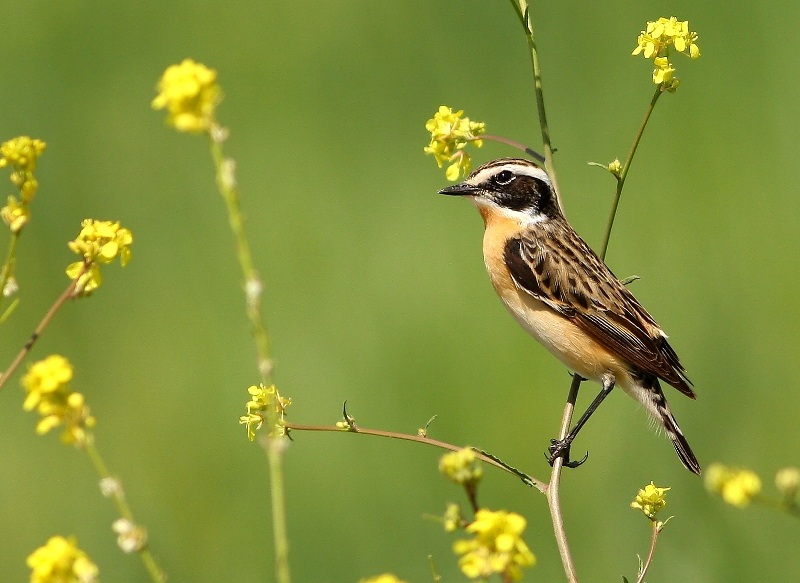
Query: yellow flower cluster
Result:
<box><xmin>705</xmin><ymin>464</ymin><xmax>762</xmax><ymax>507</ymax></box>
<box><xmin>359</xmin><ymin>575</ymin><xmax>408</xmax><ymax>583</ymax></box>
<box><xmin>239</xmin><ymin>384</ymin><xmax>291</xmax><ymax>441</ymax></box>
<box><xmin>66</xmin><ymin>219</ymin><xmax>133</xmax><ymax>295</ymax></box>
<box><xmin>439</xmin><ymin>447</ymin><xmax>483</xmax><ymax>486</ymax></box>
<box><xmin>152</xmin><ymin>58</ymin><xmax>221</xmax><ymax>133</ymax></box>
<box><xmin>0</xmin><ymin>136</ymin><xmax>46</xmax><ymax>232</ymax></box>
<box><xmin>453</xmin><ymin>509</ymin><xmax>535</xmax><ymax>581</ymax></box>
<box><xmin>22</xmin><ymin>355</ymin><xmax>95</xmax><ymax>446</ymax></box>
<box><xmin>630</xmin><ymin>481</ymin><xmax>670</xmax><ymax>520</ymax></box>
<box><xmin>27</xmin><ymin>535</ymin><xmax>98</xmax><ymax>583</ymax></box>
<box><xmin>632</xmin><ymin>17</ymin><xmax>700</xmax><ymax>90</ymax></box>
<box><xmin>424</xmin><ymin>106</ymin><xmax>485</xmax><ymax>181</ymax></box>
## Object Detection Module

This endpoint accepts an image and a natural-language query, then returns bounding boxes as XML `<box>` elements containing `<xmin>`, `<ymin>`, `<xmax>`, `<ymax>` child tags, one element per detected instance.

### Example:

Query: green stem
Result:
<box><xmin>207</xmin><ymin>124</ymin><xmax>291</xmax><ymax>583</ymax></box>
<box><xmin>84</xmin><ymin>439</ymin><xmax>166</xmax><ymax>583</ymax></box>
<box><xmin>510</xmin><ymin>0</ymin><xmax>563</xmax><ymax>211</ymax></box>
<box><xmin>208</xmin><ymin>128</ymin><xmax>274</xmax><ymax>384</ymax></box>
<box><xmin>599</xmin><ymin>86</ymin><xmax>663</xmax><ymax>260</ymax></box>
<box><xmin>635</xmin><ymin>520</ymin><xmax>660</xmax><ymax>583</ymax></box>
<box><xmin>0</xmin><ymin>229</ymin><xmax>21</xmax><ymax>315</ymax></box>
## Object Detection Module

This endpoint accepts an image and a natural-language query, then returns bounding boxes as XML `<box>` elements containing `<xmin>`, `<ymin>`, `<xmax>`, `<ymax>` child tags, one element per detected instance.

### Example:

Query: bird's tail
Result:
<box><xmin>631</xmin><ymin>378</ymin><xmax>701</xmax><ymax>475</ymax></box>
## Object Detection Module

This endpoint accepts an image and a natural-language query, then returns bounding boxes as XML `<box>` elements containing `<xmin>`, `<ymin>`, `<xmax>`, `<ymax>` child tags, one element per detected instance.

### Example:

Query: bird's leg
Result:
<box><xmin>548</xmin><ymin>374</ymin><xmax>616</xmax><ymax>468</ymax></box>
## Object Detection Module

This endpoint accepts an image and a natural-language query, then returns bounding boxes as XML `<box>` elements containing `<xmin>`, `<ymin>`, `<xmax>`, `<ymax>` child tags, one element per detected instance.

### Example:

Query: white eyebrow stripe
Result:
<box><xmin>467</xmin><ymin>162</ymin><xmax>552</xmax><ymax>187</ymax></box>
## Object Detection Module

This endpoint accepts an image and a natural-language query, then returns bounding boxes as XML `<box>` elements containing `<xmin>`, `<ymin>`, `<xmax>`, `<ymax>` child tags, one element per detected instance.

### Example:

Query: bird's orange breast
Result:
<box><xmin>479</xmin><ymin>208</ymin><xmax>634</xmax><ymax>388</ymax></box>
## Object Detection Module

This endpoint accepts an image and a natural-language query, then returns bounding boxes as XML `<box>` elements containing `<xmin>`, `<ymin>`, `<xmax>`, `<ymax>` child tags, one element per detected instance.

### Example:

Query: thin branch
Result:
<box><xmin>476</xmin><ymin>134</ymin><xmax>545</xmax><ymax>163</ymax></box>
<box><xmin>599</xmin><ymin>86</ymin><xmax>663</xmax><ymax>259</ymax></box>
<box><xmin>635</xmin><ymin>521</ymin><xmax>660</xmax><ymax>583</ymax></box>
<box><xmin>513</xmin><ymin>0</ymin><xmax>563</xmax><ymax>212</ymax></box>
<box><xmin>0</xmin><ymin>276</ymin><xmax>79</xmax><ymax>392</ymax></box>
<box><xmin>545</xmin><ymin>374</ymin><xmax>582</xmax><ymax>583</ymax></box>
<box><xmin>284</xmin><ymin>422</ymin><xmax>547</xmax><ymax>493</ymax></box>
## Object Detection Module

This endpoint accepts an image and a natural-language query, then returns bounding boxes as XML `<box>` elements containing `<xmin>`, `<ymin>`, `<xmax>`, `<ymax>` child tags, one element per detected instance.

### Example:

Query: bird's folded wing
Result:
<box><xmin>504</xmin><ymin>236</ymin><xmax>695</xmax><ymax>398</ymax></box>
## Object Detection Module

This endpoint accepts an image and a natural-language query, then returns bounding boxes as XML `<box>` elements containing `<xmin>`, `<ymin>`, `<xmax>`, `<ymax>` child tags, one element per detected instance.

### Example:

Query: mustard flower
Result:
<box><xmin>630</xmin><ymin>482</ymin><xmax>670</xmax><ymax>520</ymax></box>
<box><xmin>439</xmin><ymin>447</ymin><xmax>483</xmax><ymax>486</ymax></box>
<box><xmin>0</xmin><ymin>136</ymin><xmax>46</xmax><ymax>199</ymax></box>
<box><xmin>424</xmin><ymin>106</ymin><xmax>485</xmax><ymax>181</ymax></box>
<box><xmin>0</xmin><ymin>136</ymin><xmax>46</xmax><ymax>232</ymax></box>
<box><xmin>359</xmin><ymin>575</ymin><xmax>408</xmax><ymax>583</ymax></box>
<box><xmin>66</xmin><ymin>219</ymin><xmax>133</xmax><ymax>296</ymax></box>
<box><xmin>453</xmin><ymin>509</ymin><xmax>536</xmax><ymax>581</ymax></box>
<box><xmin>1</xmin><ymin>195</ymin><xmax>29</xmax><ymax>232</ymax></box>
<box><xmin>152</xmin><ymin>59</ymin><xmax>221</xmax><ymax>133</ymax></box>
<box><xmin>239</xmin><ymin>384</ymin><xmax>291</xmax><ymax>441</ymax></box>
<box><xmin>21</xmin><ymin>355</ymin><xmax>95</xmax><ymax>446</ymax></box>
<box><xmin>27</xmin><ymin>535</ymin><xmax>99</xmax><ymax>583</ymax></box>
<box><xmin>705</xmin><ymin>463</ymin><xmax>762</xmax><ymax>507</ymax></box>
<box><xmin>632</xmin><ymin>17</ymin><xmax>699</xmax><ymax>89</ymax></box>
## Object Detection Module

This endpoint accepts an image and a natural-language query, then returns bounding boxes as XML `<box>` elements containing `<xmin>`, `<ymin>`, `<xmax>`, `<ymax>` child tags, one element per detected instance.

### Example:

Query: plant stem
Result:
<box><xmin>477</xmin><ymin>134</ymin><xmax>544</xmax><ymax>163</ymax></box>
<box><xmin>207</xmin><ymin>124</ymin><xmax>290</xmax><ymax>583</ymax></box>
<box><xmin>208</xmin><ymin>127</ymin><xmax>274</xmax><ymax>384</ymax></box>
<box><xmin>599</xmin><ymin>86</ymin><xmax>663</xmax><ymax>259</ymax></box>
<box><xmin>0</xmin><ymin>276</ymin><xmax>79</xmax><ymax>392</ymax></box>
<box><xmin>84</xmin><ymin>439</ymin><xmax>166</xmax><ymax>583</ymax></box>
<box><xmin>546</xmin><ymin>374</ymin><xmax>582</xmax><ymax>583</ymax></box>
<box><xmin>511</xmin><ymin>0</ymin><xmax>563</xmax><ymax>212</ymax></box>
<box><xmin>635</xmin><ymin>521</ymin><xmax>660</xmax><ymax>583</ymax></box>
<box><xmin>0</xmin><ymin>229</ymin><xmax>21</xmax><ymax>315</ymax></box>
<box><xmin>284</xmin><ymin>421</ymin><xmax>547</xmax><ymax>492</ymax></box>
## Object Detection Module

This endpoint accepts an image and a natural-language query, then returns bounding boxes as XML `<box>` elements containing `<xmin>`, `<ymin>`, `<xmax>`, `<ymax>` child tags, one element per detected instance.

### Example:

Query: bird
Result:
<box><xmin>439</xmin><ymin>157</ymin><xmax>700</xmax><ymax>474</ymax></box>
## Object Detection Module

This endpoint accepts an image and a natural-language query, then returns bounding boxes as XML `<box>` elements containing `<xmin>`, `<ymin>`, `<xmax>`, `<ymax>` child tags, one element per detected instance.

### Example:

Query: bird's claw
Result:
<box><xmin>546</xmin><ymin>437</ymin><xmax>589</xmax><ymax>469</ymax></box>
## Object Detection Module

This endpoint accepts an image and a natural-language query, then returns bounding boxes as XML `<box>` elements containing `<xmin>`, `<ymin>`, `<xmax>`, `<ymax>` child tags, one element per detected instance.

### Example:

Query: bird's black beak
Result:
<box><xmin>438</xmin><ymin>182</ymin><xmax>480</xmax><ymax>197</ymax></box>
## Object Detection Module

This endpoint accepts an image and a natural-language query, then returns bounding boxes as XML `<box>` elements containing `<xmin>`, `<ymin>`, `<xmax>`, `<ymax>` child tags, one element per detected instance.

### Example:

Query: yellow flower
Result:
<box><xmin>21</xmin><ymin>355</ymin><xmax>95</xmax><ymax>446</ymax></box>
<box><xmin>424</xmin><ymin>106</ymin><xmax>485</xmax><ymax>181</ymax></box>
<box><xmin>630</xmin><ymin>482</ymin><xmax>670</xmax><ymax>520</ymax></box>
<box><xmin>439</xmin><ymin>447</ymin><xmax>483</xmax><ymax>486</ymax></box>
<box><xmin>239</xmin><ymin>384</ymin><xmax>291</xmax><ymax>441</ymax></box>
<box><xmin>0</xmin><ymin>136</ymin><xmax>46</xmax><ymax>172</ymax></box>
<box><xmin>27</xmin><ymin>535</ymin><xmax>99</xmax><ymax>583</ymax></box>
<box><xmin>152</xmin><ymin>59</ymin><xmax>221</xmax><ymax>133</ymax></box>
<box><xmin>68</xmin><ymin>219</ymin><xmax>133</xmax><ymax>265</ymax></box>
<box><xmin>705</xmin><ymin>463</ymin><xmax>762</xmax><ymax>507</ymax></box>
<box><xmin>66</xmin><ymin>219</ymin><xmax>132</xmax><ymax>296</ymax></box>
<box><xmin>0</xmin><ymin>136</ymin><xmax>46</xmax><ymax>201</ymax></box>
<box><xmin>632</xmin><ymin>17</ymin><xmax>700</xmax><ymax>87</ymax></box>
<box><xmin>1</xmin><ymin>195</ymin><xmax>29</xmax><ymax>232</ymax></box>
<box><xmin>360</xmin><ymin>575</ymin><xmax>407</xmax><ymax>583</ymax></box>
<box><xmin>453</xmin><ymin>509</ymin><xmax>536</xmax><ymax>581</ymax></box>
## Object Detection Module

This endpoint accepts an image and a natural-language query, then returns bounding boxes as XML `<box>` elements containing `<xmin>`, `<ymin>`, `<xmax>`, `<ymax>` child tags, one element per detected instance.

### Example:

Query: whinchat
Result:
<box><xmin>439</xmin><ymin>158</ymin><xmax>700</xmax><ymax>474</ymax></box>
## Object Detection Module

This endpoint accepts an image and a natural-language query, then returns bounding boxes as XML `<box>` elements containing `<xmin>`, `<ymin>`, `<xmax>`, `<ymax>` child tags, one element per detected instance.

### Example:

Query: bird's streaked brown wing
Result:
<box><xmin>503</xmin><ymin>228</ymin><xmax>695</xmax><ymax>398</ymax></box>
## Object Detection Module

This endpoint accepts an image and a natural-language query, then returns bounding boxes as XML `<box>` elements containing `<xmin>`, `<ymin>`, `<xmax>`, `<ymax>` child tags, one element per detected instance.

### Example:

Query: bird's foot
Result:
<box><xmin>547</xmin><ymin>437</ymin><xmax>589</xmax><ymax>469</ymax></box>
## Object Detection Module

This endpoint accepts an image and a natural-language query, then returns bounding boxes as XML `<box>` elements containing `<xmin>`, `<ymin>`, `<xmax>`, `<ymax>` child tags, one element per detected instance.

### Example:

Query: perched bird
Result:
<box><xmin>439</xmin><ymin>158</ymin><xmax>700</xmax><ymax>474</ymax></box>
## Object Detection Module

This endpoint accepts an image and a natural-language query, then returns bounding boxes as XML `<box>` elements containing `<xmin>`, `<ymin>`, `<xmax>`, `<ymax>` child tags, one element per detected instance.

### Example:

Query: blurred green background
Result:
<box><xmin>1</xmin><ymin>1</ymin><xmax>798</xmax><ymax>581</ymax></box>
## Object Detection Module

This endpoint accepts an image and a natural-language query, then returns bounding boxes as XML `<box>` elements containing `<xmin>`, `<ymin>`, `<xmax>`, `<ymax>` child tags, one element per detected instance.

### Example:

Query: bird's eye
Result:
<box><xmin>494</xmin><ymin>170</ymin><xmax>515</xmax><ymax>186</ymax></box>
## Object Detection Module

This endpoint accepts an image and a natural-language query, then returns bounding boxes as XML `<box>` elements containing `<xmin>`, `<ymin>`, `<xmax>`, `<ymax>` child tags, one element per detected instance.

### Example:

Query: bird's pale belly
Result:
<box><xmin>496</xmin><ymin>281</ymin><xmax>633</xmax><ymax>388</ymax></box>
